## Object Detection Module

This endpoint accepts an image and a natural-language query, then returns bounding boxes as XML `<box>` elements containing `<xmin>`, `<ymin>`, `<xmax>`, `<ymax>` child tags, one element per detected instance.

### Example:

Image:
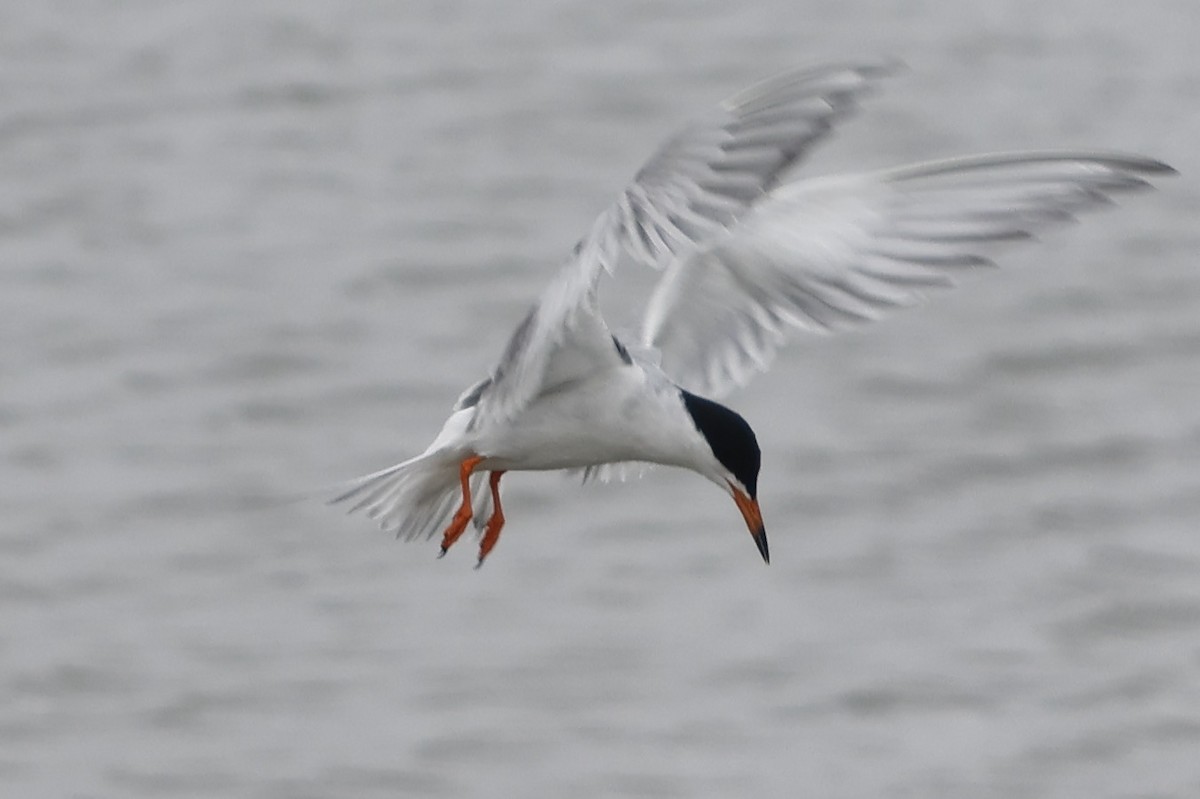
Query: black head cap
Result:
<box><xmin>680</xmin><ymin>390</ymin><xmax>761</xmax><ymax>497</ymax></box>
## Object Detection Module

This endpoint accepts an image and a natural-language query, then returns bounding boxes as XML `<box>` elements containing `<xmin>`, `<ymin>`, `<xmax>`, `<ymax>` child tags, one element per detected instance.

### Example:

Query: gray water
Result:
<box><xmin>3</xmin><ymin>2</ymin><xmax>1200</xmax><ymax>797</ymax></box>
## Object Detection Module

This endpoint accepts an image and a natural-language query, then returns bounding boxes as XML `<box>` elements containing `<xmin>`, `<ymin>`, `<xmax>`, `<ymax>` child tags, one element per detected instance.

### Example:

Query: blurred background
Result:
<box><xmin>2</xmin><ymin>1</ymin><xmax>1198</xmax><ymax>797</ymax></box>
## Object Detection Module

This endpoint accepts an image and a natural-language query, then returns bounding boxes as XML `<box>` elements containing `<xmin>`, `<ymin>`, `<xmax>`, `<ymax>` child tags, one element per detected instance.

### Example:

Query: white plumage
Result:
<box><xmin>330</xmin><ymin>60</ymin><xmax>1173</xmax><ymax>565</ymax></box>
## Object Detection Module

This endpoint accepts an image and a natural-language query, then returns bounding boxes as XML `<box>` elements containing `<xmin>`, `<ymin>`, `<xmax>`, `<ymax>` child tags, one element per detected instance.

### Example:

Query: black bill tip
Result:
<box><xmin>752</xmin><ymin>525</ymin><xmax>769</xmax><ymax>564</ymax></box>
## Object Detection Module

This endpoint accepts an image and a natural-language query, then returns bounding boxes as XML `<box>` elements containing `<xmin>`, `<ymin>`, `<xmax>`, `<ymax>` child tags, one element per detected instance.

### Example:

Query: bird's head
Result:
<box><xmin>679</xmin><ymin>390</ymin><xmax>768</xmax><ymax>563</ymax></box>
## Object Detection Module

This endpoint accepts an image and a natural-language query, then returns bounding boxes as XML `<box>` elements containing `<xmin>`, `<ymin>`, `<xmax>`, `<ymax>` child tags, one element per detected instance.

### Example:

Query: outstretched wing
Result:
<box><xmin>577</xmin><ymin>59</ymin><xmax>901</xmax><ymax>270</ymax></box>
<box><xmin>474</xmin><ymin>61</ymin><xmax>897</xmax><ymax>424</ymax></box>
<box><xmin>641</xmin><ymin>152</ymin><xmax>1176</xmax><ymax>398</ymax></box>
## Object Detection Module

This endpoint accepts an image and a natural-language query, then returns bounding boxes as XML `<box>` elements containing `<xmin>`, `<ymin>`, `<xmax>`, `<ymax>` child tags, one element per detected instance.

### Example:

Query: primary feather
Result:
<box><xmin>473</xmin><ymin>59</ymin><xmax>902</xmax><ymax>426</ymax></box>
<box><xmin>331</xmin><ymin>61</ymin><xmax>1174</xmax><ymax>543</ymax></box>
<box><xmin>642</xmin><ymin>151</ymin><xmax>1175</xmax><ymax>397</ymax></box>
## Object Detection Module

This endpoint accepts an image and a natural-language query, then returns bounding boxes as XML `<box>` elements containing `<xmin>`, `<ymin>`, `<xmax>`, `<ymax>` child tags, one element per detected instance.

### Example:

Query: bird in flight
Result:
<box><xmin>332</xmin><ymin>60</ymin><xmax>1174</xmax><ymax>567</ymax></box>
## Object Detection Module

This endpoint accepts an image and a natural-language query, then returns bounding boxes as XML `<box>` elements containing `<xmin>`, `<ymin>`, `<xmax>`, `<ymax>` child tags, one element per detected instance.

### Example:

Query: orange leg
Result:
<box><xmin>476</xmin><ymin>470</ymin><xmax>507</xmax><ymax>568</ymax></box>
<box><xmin>438</xmin><ymin>455</ymin><xmax>484</xmax><ymax>556</ymax></box>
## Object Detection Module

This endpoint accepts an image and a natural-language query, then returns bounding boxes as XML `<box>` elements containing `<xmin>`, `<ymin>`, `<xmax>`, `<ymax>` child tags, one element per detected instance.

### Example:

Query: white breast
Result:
<box><xmin>469</xmin><ymin>364</ymin><xmax>708</xmax><ymax>473</ymax></box>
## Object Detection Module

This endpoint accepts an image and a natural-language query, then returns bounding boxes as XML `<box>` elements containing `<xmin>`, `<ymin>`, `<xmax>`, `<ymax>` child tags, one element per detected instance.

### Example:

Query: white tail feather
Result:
<box><xmin>330</xmin><ymin>407</ymin><xmax>493</xmax><ymax>541</ymax></box>
<box><xmin>330</xmin><ymin>451</ymin><xmax>468</xmax><ymax>542</ymax></box>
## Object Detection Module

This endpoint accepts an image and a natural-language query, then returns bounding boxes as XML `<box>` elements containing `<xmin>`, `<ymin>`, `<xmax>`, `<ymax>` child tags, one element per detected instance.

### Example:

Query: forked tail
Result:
<box><xmin>330</xmin><ymin>451</ymin><xmax>496</xmax><ymax>542</ymax></box>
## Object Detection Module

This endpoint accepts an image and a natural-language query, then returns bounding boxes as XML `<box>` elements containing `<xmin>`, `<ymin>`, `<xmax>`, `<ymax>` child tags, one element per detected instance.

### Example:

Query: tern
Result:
<box><xmin>332</xmin><ymin>60</ymin><xmax>1173</xmax><ymax>567</ymax></box>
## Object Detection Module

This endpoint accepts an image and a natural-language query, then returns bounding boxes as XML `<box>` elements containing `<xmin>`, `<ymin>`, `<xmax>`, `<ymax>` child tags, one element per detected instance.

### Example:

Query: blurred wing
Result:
<box><xmin>642</xmin><ymin>152</ymin><xmax>1175</xmax><ymax>397</ymax></box>
<box><xmin>469</xmin><ymin>254</ymin><xmax>621</xmax><ymax>424</ymax></box>
<box><xmin>476</xmin><ymin>61</ymin><xmax>897</xmax><ymax>424</ymax></box>
<box><xmin>577</xmin><ymin>59</ymin><xmax>900</xmax><ymax>271</ymax></box>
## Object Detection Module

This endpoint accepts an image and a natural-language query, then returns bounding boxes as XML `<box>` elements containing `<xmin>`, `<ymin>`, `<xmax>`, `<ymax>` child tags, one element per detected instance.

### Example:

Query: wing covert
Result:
<box><xmin>578</xmin><ymin>59</ymin><xmax>901</xmax><ymax>272</ymax></box>
<box><xmin>473</xmin><ymin>61</ymin><xmax>898</xmax><ymax>424</ymax></box>
<box><xmin>642</xmin><ymin>152</ymin><xmax>1175</xmax><ymax>397</ymax></box>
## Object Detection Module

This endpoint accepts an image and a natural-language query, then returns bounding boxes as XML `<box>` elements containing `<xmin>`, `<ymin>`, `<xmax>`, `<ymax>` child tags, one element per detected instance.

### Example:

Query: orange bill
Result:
<box><xmin>731</xmin><ymin>486</ymin><xmax>769</xmax><ymax>564</ymax></box>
